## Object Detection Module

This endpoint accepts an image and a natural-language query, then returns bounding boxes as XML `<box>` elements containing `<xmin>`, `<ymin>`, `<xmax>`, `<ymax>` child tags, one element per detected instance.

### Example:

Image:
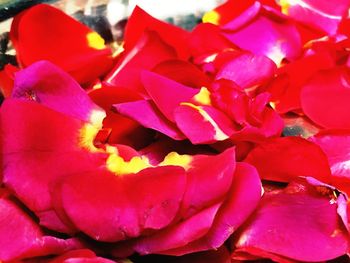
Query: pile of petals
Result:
<box><xmin>2</xmin><ymin>0</ymin><xmax>350</xmax><ymax>262</ymax></box>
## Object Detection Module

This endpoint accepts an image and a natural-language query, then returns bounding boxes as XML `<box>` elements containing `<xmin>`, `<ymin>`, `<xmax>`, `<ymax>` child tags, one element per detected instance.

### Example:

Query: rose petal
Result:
<box><xmin>301</xmin><ymin>67</ymin><xmax>350</xmax><ymax>129</ymax></box>
<box><xmin>104</xmin><ymin>31</ymin><xmax>176</xmax><ymax>96</ymax></box>
<box><xmin>244</xmin><ymin>136</ymin><xmax>331</xmax><ymax>183</ymax></box>
<box><xmin>124</xmin><ymin>6</ymin><xmax>190</xmax><ymax>59</ymax></box>
<box><xmin>0</xmin><ymin>196</ymin><xmax>81</xmax><ymax>261</ymax></box>
<box><xmin>221</xmin><ymin>2</ymin><xmax>301</xmax><ymax>64</ymax></box>
<box><xmin>141</xmin><ymin>71</ymin><xmax>199</xmax><ymax>122</ymax></box>
<box><xmin>174</xmin><ymin>103</ymin><xmax>235</xmax><ymax>144</ymax></box>
<box><xmin>232</xmin><ymin>179</ymin><xmax>349</xmax><ymax>262</ymax></box>
<box><xmin>12</xmin><ymin>61</ymin><xmax>102</xmax><ymax>122</ymax></box>
<box><xmin>10</xmin><ymin>4</ymin><xmax>113</xmax><ymax>84</ymax></box>
<box><xmin>58</xmin><ymin>166</ymin><xmax>186</xmax><ymax>242</ymax></box>
<box><xmin>113</xmin><ymin>100</ymin><xmax>185</xmax><ymax>140</ymax></box>
<box><xmin>161</xmin><ymin>162</ymin><xmax>262</xmax><ymax>256</ymax></box>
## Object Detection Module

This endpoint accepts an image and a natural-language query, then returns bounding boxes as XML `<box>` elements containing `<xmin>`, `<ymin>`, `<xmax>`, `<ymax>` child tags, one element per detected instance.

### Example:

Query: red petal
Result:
<box><xmin>301</xmin><ymin>67</ymin><xmax>350</xmax><ymax>129</ymax></box>
<box><xmin>124</xmin><ymin>6</ymin><xmax>190</xmax><ymax>59</ymax></box>
<box><xmin>104</xmin><ymin>31</ymin><xmax>176</xmax><ymax>96</ymax></box>
<box><xmin>10</xmin><ymin>4</ymin><xmax>113</xmax><ymax>84</ymax></box>
<box><xmin>244</xmin><ymin>137</ymin><xmax>331</xmax><ymax>183</ymax></box>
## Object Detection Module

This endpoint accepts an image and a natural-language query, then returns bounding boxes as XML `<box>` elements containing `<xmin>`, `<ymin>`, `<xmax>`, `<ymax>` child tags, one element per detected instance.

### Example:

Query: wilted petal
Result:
<box><xmin>244</xmin><ymin>136</ymin><xmax>331</xmax><ymax>183</ymax></box>
<box><xmin>10</xmin><ymin>4</ymin><xmax>113</xmax><ymax>84</ymax></box>
<box><xmin>301</xmin><ymin>67</ymin><xmax>350</xmax><ymax>129</ymax></box>
<box><xmin>232</xmin><ymin>179</ymin><xmax>349</xmax><ymax>262</ymax></box>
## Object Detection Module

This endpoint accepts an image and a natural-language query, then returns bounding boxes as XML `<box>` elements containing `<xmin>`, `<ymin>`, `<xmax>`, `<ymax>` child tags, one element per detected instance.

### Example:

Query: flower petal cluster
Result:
<box><xmin>1</xmin><ymin>0</ymin><xmax>350</xmax><ymax>262</ymax></box>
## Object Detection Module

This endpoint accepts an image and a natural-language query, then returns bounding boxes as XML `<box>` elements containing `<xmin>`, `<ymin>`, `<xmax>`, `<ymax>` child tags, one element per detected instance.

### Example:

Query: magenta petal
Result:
<box><xmin>141</xmin><ymin>70</ymin><xmax>199</xmax><ymax>122</ymax></box>
<box><xmin>181</xmin><ymin>148</ymin><xmax>236</xmax><ymax>218</ymax></box>
<box><xmin>216</xmin><ymin>52</ymin><xmax>276</xmax><ymax>90</ymax></box>
<box><xmin>1</xmin><ymin>100</ymin><xmax>106</xmax><ymax>231</ymax></box>
<box><xmin>12</xmin><ymin>61</ymin><xmax>101</xmax><ymax>122</ymax></box>
<box><xmin>233</xmin><ymin>179</ymin><xmax>349</xmax><ymax>262</ymax></box>
<box><xmin>113</xmin><ymin>100</ymin><xmax>185</xmax><ymax>140</ymax></box>
<box><xmin>301</xmin><ymin>67</ymin><xmax>350</xmax><ymax>129</ymax></box>
<box><xmin>135</xmin><ymin>203</ymin><xmax>221</xmax><ymax>255</ymax></box>
<box><xmin>174</xmin><ymin>104</ymin><xmax>235</xmax><ymax>144</ymax></box>
<box><xmin>162</xmin><ymin>162</ymin><xmax>262</xmax><ymax>256</ymax></box>
<box><xmin>222</xmin><ymin>3</ymin><xmax>301</xmax><ymax>63</ymax></box>
<box><xmin>46</xmin><ymin>249</ymin><xmax>117</xmax><ymax>263</ymax></box>
<box><xmin>0</xmin><ymin>196</ymin><xmax>81</xmax><ymax>261</ymax></box>
<box><xmin>58</xmin><ymin>166</ymin><xmax>186</xmax><ymax>242</ymax></box>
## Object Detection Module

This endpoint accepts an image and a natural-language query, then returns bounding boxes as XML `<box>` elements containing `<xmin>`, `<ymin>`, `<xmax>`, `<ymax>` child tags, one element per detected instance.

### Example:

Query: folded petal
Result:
<box><xmin>10</xmin><ymin>4</ymin><xmax>113</xmax><ymax>84</ymax></box>
<box><xmin>244</xmin><ymin>136</ymin><xmax>331</xmax><ymax>183</ymax></box>
<box><xmin>232</xmin><ymin>179</ymin><xmax>349</xmax><ymax>262</ymax></box>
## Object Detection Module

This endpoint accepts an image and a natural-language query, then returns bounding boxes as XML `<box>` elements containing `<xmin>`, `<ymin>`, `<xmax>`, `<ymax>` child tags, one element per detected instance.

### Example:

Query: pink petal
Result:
<box><xmin>113</xmin><ymin>100</ymin><xmax>185</xmax><ymax>140</ymax></box>
<box><xmin>301</xmin><ymin>67</ymin><xmax>350</xmax><ymax>129</ymax></box>
<box><xmin>181</xmin><ymin>148</ymin><xmax>236</xmax><ymax>218</ymax></box>
<box><xmin>232</xmin><ymin>179</ymin><xmax>349</xmax><ymax>262</ymax></box>
<box><xmin>12</xmin><ymin>61</ymin><xmax>101</xmax><ymax>122</ymax></box>
<box><xmin>222</xmin><ymin>2</ymin><xmax>301</xmax><ymax>64</ymax></box>
<box><xmin>281</xmin><ymin>0</ymin><xmax>350</xmax><ymax>35</ymax></box>
<box><xmin>1</xmin><ymin>100</ymin><xmax>106</xmax><ymax>231</ymax></box>
<box><xmin>141</xmin><ymin>71</ymin><xmax>199</xmax><ymax>122</ymax></box>
<box><xmin>215</xmin><ymin>52</ymin><xmax>276</xmax><ymax>90</ymax></box>
<box><xmin>135</xmin><ymin>203</ymin><xmax>221</xmax><ymax>255</ymax></box>
<box><xmin>174</xmin><ymin>104</ymin><xmax>235</xmax><ymax>144</ymax></box>
<box><xmin>58</xmin><ymin>166</ymin><xmax>186</xmax><ymax>242</ymax></box>
<box><xmin>161</xmin><ymin>162</ymin><xmax>262</xmax><ymax>256</ymax></box>
<box><xmin>0</xmin><ymin>196</ymin><xmax>81</xmax><ymax>261</ymax></box>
